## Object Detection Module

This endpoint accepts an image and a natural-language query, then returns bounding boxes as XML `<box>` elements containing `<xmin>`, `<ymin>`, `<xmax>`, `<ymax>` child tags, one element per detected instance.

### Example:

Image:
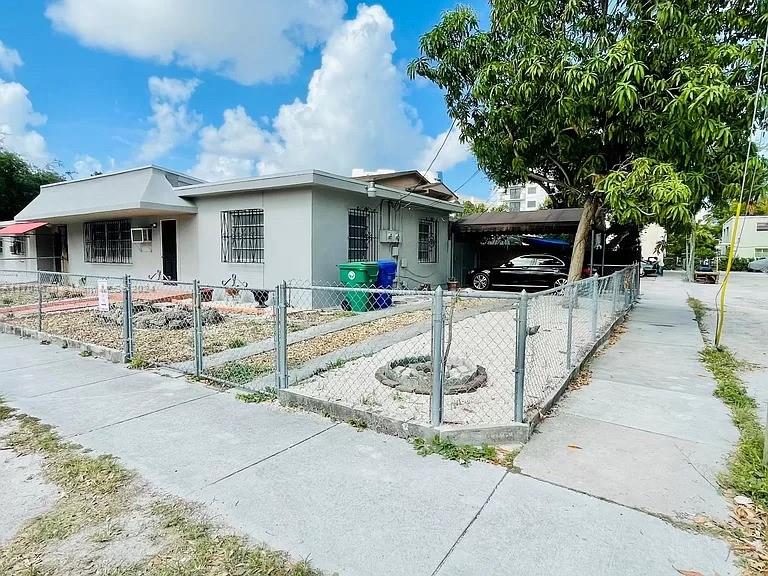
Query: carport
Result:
<box><xmin>451</xmin><ymin>208</ymin><xmax>626</xmax><ymax>284</ymax></box>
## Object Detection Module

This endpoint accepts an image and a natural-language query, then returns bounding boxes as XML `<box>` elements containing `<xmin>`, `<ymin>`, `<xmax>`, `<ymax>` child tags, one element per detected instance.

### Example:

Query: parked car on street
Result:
<box><xmin>748</xmin><ymin>258</ymin><xmax>768</xmax><ymax>273</ymax></box>
<box><xmin>640</xmin><ymin>259</ymin><xmax>659</xmax><ymax>277</ymax></box>
<box><xmin>468</xmin><ymin>254</ymin><xmax>570</xmax><ymax>291</ymax></box>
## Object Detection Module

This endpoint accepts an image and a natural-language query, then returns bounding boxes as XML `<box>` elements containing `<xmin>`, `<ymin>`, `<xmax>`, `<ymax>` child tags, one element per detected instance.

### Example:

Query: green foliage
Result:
<box><xmin>236</xmin><ymin>387</ymin><xmax>277</xmax><ymax>403</ymax></box>
<box><xmin>409</xmin><ymin>0</ymin><xmax>767</xmax><ymax>247</ymax></box>
<box><xmin>460</xmin><ymin>199</ymin><xmax>505</xmax><ymax>215</ymax></box>
<box><xmin>0</xmin><ymin>149</ymin><xmax>63</xmax><ymax>220</ymax></box>
<box><xmin>128</xmin><ymin>354</ymin><xmax>150</xmax><ymax>369</ymax></box>
<box><xmin>412</xmin><ymin>435</ymin><xmax>498</xmax><ymax>466</ymax></box>
<box><xmin>227</xmin><ymin>337</ymin><xmax>246</xmax><ymax>349</ymax></box>
<box><xmin>719</xmin><ymin>256</ymin><xmax>753</xmax><ymax>271</ymax></box>
<box><xmin>347</xmin><ymin>418</ymin><xmax>368</xmax><ymax>430</ymax></box>
<box><xmin>699</xmin><ymin>345</ymin><xmax>768</xmax><ymax>506</ymax></box>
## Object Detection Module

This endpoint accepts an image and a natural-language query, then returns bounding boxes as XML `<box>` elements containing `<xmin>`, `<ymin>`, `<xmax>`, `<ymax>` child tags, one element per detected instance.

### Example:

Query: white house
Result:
<box><xmin>0</xmin><ymin>221</ymin><xmax>67</xmax><ymax>274</ymax></box>
<box><xmin>490</xmin><ymin>182</ymin><xmax>549</xmax><ymax>212</ymax></box>
<box><xmin>7</xmin><ymin>166</ymin><xmax>460</xmax><ymax>289</ymax></box>
<box><xmin>720</xmin><ymin>215</ymin><xmax>768</xmax><ymax>259</ymax></box>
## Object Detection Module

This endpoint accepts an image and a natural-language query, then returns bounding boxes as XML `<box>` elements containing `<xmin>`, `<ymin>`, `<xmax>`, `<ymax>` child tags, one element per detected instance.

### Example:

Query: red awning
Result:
<box><xmin>0</xmin><ymin>221</ymin><xmax>47</xmax><ymax>235</ymax></box>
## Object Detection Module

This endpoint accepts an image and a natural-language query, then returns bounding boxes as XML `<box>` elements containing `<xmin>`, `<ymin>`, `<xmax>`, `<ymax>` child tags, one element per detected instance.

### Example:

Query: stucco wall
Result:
<box><xmin>0</xmin><ymin>235</ymin><xmax>38</xmax><ymax>274</ymax></box>
<box><xmin>64</xmin><ymin>215</ymin><xmax>196</xmax><ymax>280</ymax></box>
<box><xmin>193</xmin><ymin>188</ymin><xmax>313</xmax><ymax>288</ymax></box>
<box><xmin>311</xmin><ymin>188</ymin><xmax>451</xmax><ymax>289</ymax></box>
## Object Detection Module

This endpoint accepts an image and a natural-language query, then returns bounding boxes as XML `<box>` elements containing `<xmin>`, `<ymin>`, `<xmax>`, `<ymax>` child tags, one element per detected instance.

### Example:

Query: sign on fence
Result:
<box><xmin>97</xmin><ymin>280</ymin><xmax>110</xmax><ymax>312</ymax></box>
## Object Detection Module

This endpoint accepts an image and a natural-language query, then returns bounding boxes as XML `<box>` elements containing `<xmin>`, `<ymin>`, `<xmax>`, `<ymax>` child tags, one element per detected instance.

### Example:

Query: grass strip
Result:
<box><xmin>700</xmin><ymin>345</ymin><xmax>768</xmax><ymax>506</ymax></box>
<box><xmin>0</xmin><ymin>396</ymin><xmax>324</xmax><ymax>576</ymax></box>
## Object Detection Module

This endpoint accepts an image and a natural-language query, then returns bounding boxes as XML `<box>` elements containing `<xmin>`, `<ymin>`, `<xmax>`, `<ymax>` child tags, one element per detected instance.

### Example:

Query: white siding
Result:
<box><xmin>720</xmin><ymin>216</ymin><xmax>768</xmax><ymax>259</ymax></box>
<box><xmin>0</xmin><ymin>235</ymin><xmax>38</xmax><ymax>273</ymax></box>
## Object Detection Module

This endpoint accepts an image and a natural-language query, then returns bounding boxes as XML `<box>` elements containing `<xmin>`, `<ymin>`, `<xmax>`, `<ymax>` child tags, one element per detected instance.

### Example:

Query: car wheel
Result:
<box><xmin>472</xmin><ymin>272</ymin><xmax>490</xmax><ymax>291</ymax></box>
<box><xmin>553</xmin><ymin>277</ymin><xmax>568</xmax><ymax>288</ymax></box>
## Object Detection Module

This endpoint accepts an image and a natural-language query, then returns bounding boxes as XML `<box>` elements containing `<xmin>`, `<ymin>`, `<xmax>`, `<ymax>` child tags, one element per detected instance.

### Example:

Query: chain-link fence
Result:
<box><xmin>0</xmin><ymin>264</ymin><xmax>639</xmax><ymax>428</ymax></box>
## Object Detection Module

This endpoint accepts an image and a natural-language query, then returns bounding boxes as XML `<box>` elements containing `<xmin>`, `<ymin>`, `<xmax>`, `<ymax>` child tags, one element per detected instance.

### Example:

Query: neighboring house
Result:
<box><xmin>11</xmin><ymin>166</ymin><xmax>460</xmax><ymax>289</ymax></box>
<box><xmin>640</xmin><ymin>223</ymin><xmax>666</xmax><ymax>262</ymax></box>
<box><xmin>0</xmin><ymin>220</ymin><xmax>67</xmax><ymax>274</ymax></box>
<box><xmin>490</xmin><ymin>182</ymin><xmax>549</xmax><ymax>212</ymax></box>
<box><xmin>720</xmin><ymin>215</ymin><xmax>768</xmax><ymax>259</ymax></box>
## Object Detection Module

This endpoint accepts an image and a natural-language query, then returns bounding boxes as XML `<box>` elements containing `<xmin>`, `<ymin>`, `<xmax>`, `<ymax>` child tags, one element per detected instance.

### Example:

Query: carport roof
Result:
<box><xmin>454</xmin><ymin>208</ymin><xmax>585</xmax><ymax>235</ymax></box>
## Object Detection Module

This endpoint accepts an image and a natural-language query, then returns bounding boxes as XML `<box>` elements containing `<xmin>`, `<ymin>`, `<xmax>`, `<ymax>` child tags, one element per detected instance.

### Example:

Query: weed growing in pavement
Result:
<box><xmin>128</xmin><ymin>354</ymin><xmax>150</xmax><ymax>369</ymax></box>
<box><xmin>699</xmin><ymin>345</ymin><xmax>768</xmax><ymax>506</ymax></box>
<box><xmin>227</xmin><ymin>337</ymin><xmax>246</xmax><ymax>349</ymax></box>
<box><xmin>236</xmin><ymin>387</ymin><xmax>278</xmax><ymax>404</ymax></box>
<box><xmin>412</xmin><ymin>436</ymin><xmax>498</xmax><ymax>466</ymax></box>
<box><xmin>79</xmin><ymin>349</ymin><xmax>93</xmax><ymax>357</ymax></box>
<box><xmin>208</xmin><ymin>361</ymin><xmax>271</xmax><ymax>385</ymax></box>
<box><xmin>688</xmin><ymin>297</ymin><xmax>708</xmax><ymax>332</ymax></box>
<box><xmin>347</xmin><ymin>418</ymin><xmax>367</xmax><ymax>430</ymax></box>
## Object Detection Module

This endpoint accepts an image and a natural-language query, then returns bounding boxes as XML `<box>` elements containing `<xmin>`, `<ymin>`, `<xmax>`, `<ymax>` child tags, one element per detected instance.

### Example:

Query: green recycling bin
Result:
<box><xmin>338</xmin><ymin>261</ymin><xmax>379</xmax><ymax>312</ymax></box>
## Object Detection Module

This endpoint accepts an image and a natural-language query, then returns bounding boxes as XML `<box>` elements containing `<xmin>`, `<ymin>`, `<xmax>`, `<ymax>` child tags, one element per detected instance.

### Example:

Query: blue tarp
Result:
<box><xmin>523</xmin><ymin>236</ymin><xmax>572</xmax><ymax>248</ymax></box>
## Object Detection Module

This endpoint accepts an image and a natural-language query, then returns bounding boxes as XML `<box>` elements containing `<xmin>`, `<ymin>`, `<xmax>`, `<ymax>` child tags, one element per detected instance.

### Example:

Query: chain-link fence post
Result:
<box><xmin>636</xmin><ymin>262</ymin><xmax>642</xmax><ymax>298</ymax></box>
<box><xmin>192</xmin><ymin>279</ymin><xmax>203</xmax><ymax>377</ymax></box>
<box><xmin>591</xmin><ymin>274</ymin><xmax>599</xmax><ymax>339</ymax></box>
<box><xmin>36</xmin><ymin>270</ymin><xmax>43</xmax><ymax>332</ymax></box>
<box><xmin>430</xmin><ymin>286</ymin><xmax>445</xmax><ymax>427</ymax></box>
<box><xmin>514</xmin><ymin>290</ymin><xmax>529</xmax><ymax>422</ymax></box>
<box><xmin>275</xmin><ymin>281</ymin><xmax>289</xmax><ymax>390</ymax></box>
<box><xmin>611</xmin><ymin>272</ymin><xmax>619</xmax><ymax>315</ymax></box>
<box><xmin>122</xmin><ymin>275</ymin><xmax>134</xmax><ymax>362</ymax></box>
<box><xmin>566</xmin><ymin>283</ymin><xmax>575</xmax><ymax>369</ymax></box>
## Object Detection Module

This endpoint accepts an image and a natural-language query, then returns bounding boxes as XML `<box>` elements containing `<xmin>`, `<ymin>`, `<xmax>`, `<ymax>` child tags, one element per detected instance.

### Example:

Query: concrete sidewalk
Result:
<box><xmin>0</xmin><ymin>276</ymin><xmax>738</xmax><ymax>576</ymax></box>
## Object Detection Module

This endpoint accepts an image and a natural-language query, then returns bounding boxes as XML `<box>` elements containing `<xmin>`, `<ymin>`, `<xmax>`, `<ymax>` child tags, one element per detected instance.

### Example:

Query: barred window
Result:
<box><xmin>221</xmin><ymin>209</ymin><xmax>264</xmax><ymax>263</ymax></box>
<box><xmin>84</xmin><ymin>220</ymin><xmax>131</xmax><ymax>263</ymax></box>
<box><xmin>757</xmin><ymin>222</ymin><xmax>768</xmax><ymax>232</ymax></box>
<box><xmin>418</xmin><ymin>218</ymin><xmax>438</xmax><ymax>263</ymax></box>
<box><xmin>348</xmin><ymin>208</ymin><xmax>377</xmax><ymax>261</ymax></box>
<box><xmin>10</xmin><ymin>237</ymin><xmax>25</xmax><ymax>256</ymax></box>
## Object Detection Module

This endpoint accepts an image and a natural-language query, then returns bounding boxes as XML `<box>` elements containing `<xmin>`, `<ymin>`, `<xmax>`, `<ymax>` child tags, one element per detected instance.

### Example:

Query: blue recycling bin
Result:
<box><xmin>373</xmin><ymin>259</ymin><xmax>397</xmax><ymax>309</ymax></box>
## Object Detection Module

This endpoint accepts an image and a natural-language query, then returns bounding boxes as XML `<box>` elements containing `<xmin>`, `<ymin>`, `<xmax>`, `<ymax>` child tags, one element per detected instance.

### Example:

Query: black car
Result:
<box><xmin>468</xmin><ymin>254</ymin><xmax>570</xmax><ymax>291</ymax></box>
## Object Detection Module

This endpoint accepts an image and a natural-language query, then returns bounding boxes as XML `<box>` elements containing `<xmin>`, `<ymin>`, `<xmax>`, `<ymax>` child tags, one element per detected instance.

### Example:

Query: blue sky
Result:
<box><xmin>0</xmin><ymin>1</ymin><xmax>494</xmax><ymax>200</ymax></box>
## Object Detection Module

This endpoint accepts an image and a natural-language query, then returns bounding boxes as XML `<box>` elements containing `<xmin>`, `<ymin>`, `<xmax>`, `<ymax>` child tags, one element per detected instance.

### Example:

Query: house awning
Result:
<box><xmin>0</xmin><ymin>221</ymin><xmax>47</xmax><ymax>235</ymax></box>
<box><xmin>454</xmin><ymin>208</ymin><xmax>585</xmax><ymax>235</ymax></box>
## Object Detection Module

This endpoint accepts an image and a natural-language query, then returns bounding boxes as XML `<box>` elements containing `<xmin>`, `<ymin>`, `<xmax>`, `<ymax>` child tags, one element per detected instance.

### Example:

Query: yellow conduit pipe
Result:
<box><xmin>715</xmin><ymin>204</ymin><xmax>742</xmax><ymax>347</ymax></box>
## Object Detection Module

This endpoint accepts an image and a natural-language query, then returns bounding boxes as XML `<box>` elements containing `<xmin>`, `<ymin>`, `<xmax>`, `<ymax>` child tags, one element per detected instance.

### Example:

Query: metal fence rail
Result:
<box><xmin>0</xmin><ymin>264</ymin><xmax>639</xmax><ymax>427</ymax></box>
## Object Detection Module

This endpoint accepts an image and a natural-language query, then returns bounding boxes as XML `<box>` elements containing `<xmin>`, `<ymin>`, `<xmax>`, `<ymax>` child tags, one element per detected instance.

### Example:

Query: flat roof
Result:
<box><xmin>176</xmin><ymin>169</ymin><xmax>462</xmax><ymax>212</ymax></box>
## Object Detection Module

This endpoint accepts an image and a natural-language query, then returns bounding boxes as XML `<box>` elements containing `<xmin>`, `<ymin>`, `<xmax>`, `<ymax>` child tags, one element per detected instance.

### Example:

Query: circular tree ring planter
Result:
<box><xmin>375</xmin><ymin>355</ymin><xmax>487</xmax><ymax>395</ymax></box>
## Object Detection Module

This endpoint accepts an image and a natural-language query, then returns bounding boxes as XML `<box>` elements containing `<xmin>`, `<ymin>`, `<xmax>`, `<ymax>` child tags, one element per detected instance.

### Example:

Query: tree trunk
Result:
<box><xmin>568</xmin><ymin>197</ymin><xmax>597</xmax><ymax>281</ymax></box>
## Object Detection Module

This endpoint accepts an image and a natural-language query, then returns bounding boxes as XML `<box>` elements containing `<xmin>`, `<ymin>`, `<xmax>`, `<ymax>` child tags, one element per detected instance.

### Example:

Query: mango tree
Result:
<box><xmin>409</xmin><ymin>0</ymin><xmax>767</xmax><ymax>279</ymax></box>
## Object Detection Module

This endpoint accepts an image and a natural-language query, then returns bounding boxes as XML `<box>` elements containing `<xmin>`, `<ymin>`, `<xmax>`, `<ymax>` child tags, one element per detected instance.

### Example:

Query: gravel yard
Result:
<box><xmin>5</xmin><ymin>306</ymin><xmax>352</xmax><ymax>366</ymax></box>
<box><xmin>291</xmin><ymin>293</ymin><xmax>608</xmax><ymax>426</ymax></box>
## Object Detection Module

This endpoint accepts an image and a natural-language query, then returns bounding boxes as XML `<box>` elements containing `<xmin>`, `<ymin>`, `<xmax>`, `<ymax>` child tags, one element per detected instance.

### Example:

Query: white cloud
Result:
<box><xmin>0</xmin><ymin>80</ymin><xmax>51</xmax><ymax>167</ymax></box>
<box><xmin>192</xmin><ymin>4</ymin><xmax>471</xmax><ymax>181</ymax></box>
<box><xmin>418</xmin><ymin>127</ymin><xmax>471</xmax><ymax>180</ymax></box>
<box><xmin>138</xmin><ymin>77</ymin><xmax>201</xmax><ymax>161</ymax></box>
<box><xmin>0</xmin><ymin>40</ymin><xmax>22</xmax><ymax>76</ymax></box>
<box><xmin>73</xmin><ymin>154</ymin><xmax>102</xmax><ymax>176</ymax></box>
<box><xmin>46</xmin><ymin>0</ymin><xmax>346</xmax><ymax>85</ymax></box>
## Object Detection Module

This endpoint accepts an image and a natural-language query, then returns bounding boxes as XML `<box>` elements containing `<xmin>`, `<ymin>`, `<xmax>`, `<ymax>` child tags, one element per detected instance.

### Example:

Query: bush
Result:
<box><xmin>718</xmin><ymin>257</ymin><xmax>753</xmax><ymax>271</ymax></box>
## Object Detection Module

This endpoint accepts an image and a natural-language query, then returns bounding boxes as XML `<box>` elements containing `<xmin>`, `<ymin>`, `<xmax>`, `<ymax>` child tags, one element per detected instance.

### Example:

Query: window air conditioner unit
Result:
<box><xmin>131</xmin><ymin>227</ymin><xmax>152</xmax><ymax>243</ymax></box>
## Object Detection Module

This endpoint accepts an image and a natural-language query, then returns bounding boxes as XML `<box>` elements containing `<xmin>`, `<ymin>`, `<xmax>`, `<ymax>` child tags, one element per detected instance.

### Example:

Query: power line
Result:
<box><xmin>453</xmin><ymin>168</ymin><xmax>480</xmax><ymax>194</ymax></box>
<box><xmin>398</xmin><ymin>119</ymin><xmax>458</xmax><ymax>209</ymax></box>
<box><xmin>715</xmin><ymin>20</ymin><xmax>768</xmax><ymax>346</ymax></box>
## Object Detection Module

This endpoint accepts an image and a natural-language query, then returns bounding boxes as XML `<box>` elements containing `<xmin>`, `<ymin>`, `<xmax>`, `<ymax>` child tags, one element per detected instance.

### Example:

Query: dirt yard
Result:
<box><xmin>5</xmin><ymin>307</ymin><xmax>352</xmax><ymax>365</ymax></box>
<box><xmin>0</xmin><ymin>402</ymin><xmax>322</xmax><ymax>576</ymax></box>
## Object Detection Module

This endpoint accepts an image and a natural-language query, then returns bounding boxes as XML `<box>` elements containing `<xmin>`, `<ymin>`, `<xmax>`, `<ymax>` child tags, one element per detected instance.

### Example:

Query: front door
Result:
<box><xmin>161</xmin><ymin>220</ymin><xmax>178</xmax><ymax>281</ymax></box>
